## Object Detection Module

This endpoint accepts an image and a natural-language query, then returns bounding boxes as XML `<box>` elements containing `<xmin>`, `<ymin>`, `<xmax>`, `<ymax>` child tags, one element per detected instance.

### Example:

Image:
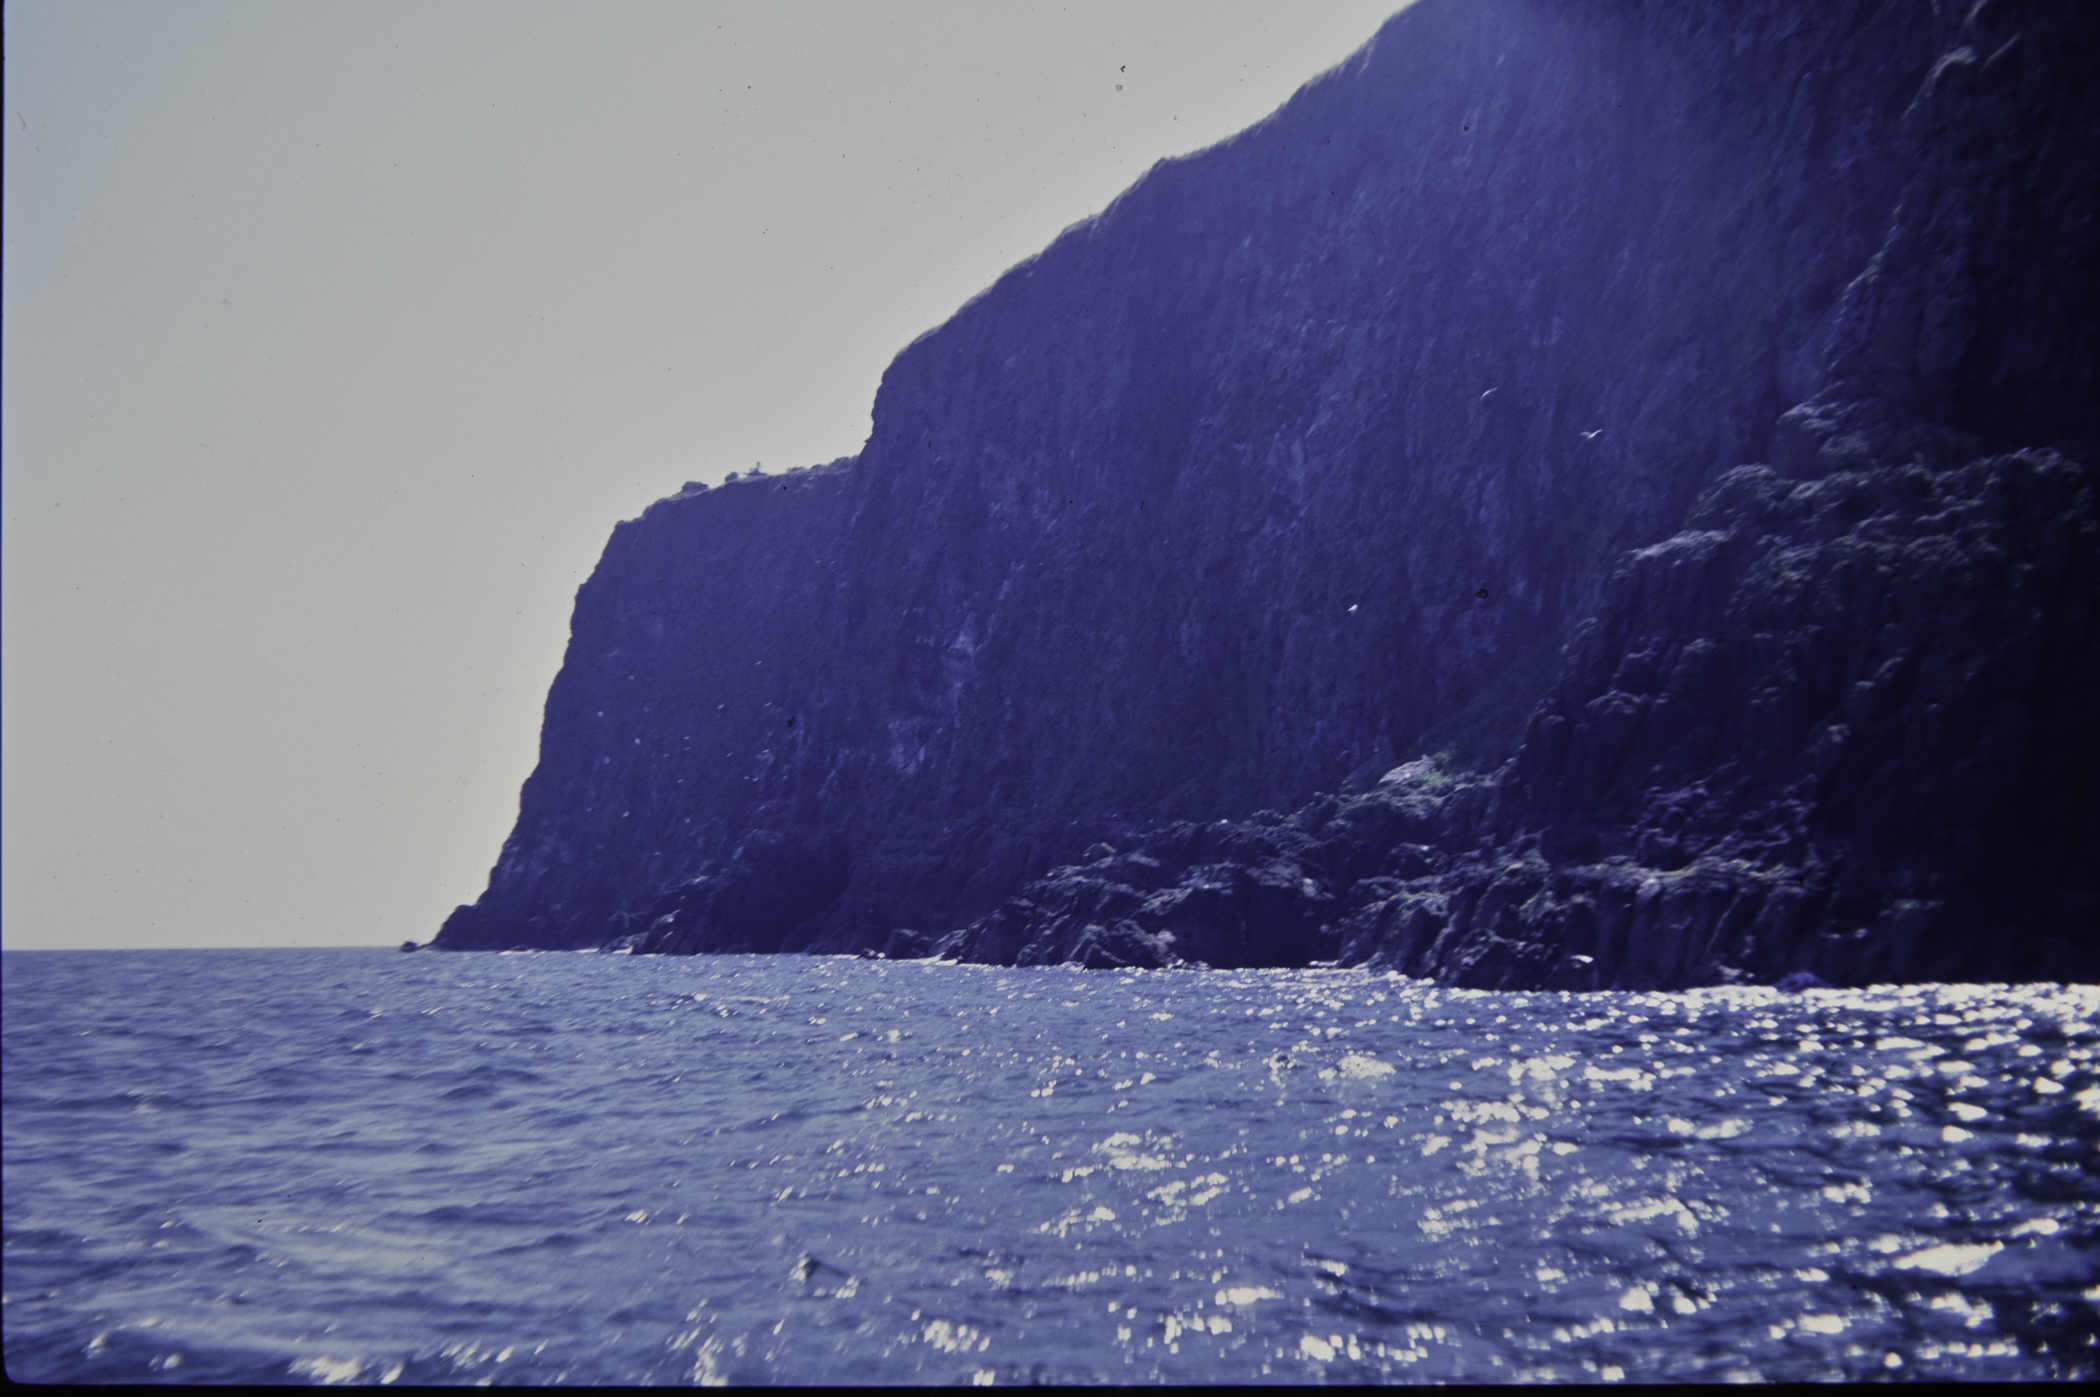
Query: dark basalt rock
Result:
<box><xmin>941</xmin><ymin>758</ymin><xmax>1496</xmax><ymax>971</ymax></box>
<box><xmin>437</xmin><ymin>0</ymin><xmax>2099</xmax><ymax>988</ymax></box>
<box><xmin>612</xmin><ymin>828</ymin><xmax>851</xmax><ymax>957</ymax></box>
<box><xmin>940</xmin><ymin>433</ymin><xmax>2100</xmax><ymax>987</ymax></box>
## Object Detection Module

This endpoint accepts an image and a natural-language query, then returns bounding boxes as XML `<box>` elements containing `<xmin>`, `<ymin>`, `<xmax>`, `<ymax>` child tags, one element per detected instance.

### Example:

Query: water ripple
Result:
<box><xmin>4</xmin><ymin>949</ymin><xmax>2095</xmax><ymax>1383</ymax></box>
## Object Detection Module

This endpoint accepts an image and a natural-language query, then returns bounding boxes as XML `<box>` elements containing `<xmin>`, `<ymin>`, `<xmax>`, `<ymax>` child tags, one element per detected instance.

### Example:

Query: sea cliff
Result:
<box><xmin>437</xmin><ymin>0</ymin><xmax>2098</xmax><ymax>986</ymax></box>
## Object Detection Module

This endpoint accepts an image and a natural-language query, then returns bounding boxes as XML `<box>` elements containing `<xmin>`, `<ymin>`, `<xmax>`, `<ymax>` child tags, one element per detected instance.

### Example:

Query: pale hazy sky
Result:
<box><xmin>3</xmin><ymin>0</ymin><xmax>1407</xmax><ymax>951</ymax></box>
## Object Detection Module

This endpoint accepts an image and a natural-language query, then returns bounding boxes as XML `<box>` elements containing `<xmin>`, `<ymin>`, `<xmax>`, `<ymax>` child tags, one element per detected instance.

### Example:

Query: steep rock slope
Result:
<box><xmin>438</xmin><ymin>0</ymin><xmax>2098</xmax><ymax>984</ymax></box>
<box><xmin>956</xmin><ymin>427</ymin><xmax>2098</xmax><ymax>986</ymax></box>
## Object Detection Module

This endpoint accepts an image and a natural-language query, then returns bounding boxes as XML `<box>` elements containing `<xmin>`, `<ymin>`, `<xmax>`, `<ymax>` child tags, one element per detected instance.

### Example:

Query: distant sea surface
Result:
<box><xmin>4</xmin><ymin>948</ymin><xmax>2096</xmax><ymax>1385</ymax></box>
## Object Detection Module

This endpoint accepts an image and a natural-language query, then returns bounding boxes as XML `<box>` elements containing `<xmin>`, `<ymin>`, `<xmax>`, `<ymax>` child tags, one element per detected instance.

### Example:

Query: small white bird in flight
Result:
<box><xmin>1580</xmin><ymin>429</ymin><xmax>1604</xmax><ymax>440</ymax></box>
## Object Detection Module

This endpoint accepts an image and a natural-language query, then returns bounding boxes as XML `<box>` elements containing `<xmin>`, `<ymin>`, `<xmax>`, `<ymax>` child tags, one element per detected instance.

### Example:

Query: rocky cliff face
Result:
<box><xmin>437</xmin><ymin>0</ymin><xmax>2099</xmax><ymax>987</ymax></box>
<box><xmin>947</xmin><ymin>425</ymin><xmax>2099</xmax><ymax>987</ymax></box>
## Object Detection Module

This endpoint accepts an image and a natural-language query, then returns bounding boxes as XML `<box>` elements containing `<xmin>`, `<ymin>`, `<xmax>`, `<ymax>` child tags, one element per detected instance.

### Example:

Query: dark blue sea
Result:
<box><xmin>3</xmin><ymin>948</ymin><xmax>2095</xmax><ymax>1384</ymax></box>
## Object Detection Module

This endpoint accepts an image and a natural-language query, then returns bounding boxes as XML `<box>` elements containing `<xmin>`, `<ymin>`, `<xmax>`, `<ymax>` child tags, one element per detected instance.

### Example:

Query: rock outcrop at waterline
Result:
<box><xmin>436</xmin><ymin>0</ymin><xmax>2100</xmax><ymax>987</ymax></box>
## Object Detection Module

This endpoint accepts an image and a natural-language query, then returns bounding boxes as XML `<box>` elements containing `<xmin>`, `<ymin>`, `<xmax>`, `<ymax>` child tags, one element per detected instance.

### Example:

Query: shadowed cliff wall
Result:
<box><xmin>437</xmin><ymin>0</ymin><xmax>2097</xmax><ymax>983</ymax></box>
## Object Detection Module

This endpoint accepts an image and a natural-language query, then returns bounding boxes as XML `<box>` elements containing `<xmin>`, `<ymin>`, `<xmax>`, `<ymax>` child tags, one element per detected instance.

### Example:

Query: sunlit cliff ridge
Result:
<box><xmin>436</xmin><ymin>0</ymin><xmax>2099</xmax><ymax>987</ymax></box>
